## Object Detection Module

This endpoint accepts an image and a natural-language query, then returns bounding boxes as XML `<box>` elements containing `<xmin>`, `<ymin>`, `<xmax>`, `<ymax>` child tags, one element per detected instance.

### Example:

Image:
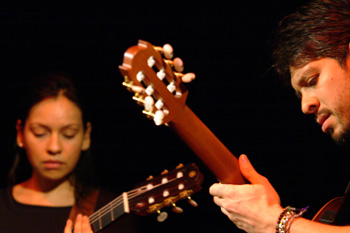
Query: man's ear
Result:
<box><xmin>81</xmin><ymin>122</ymin><xmax>92</xmax><ymax>151</ymax></box>
<box><xmin>16</xmin><ymin>119</ymin><xmax>24</xmax><ymax>148</ymax></box>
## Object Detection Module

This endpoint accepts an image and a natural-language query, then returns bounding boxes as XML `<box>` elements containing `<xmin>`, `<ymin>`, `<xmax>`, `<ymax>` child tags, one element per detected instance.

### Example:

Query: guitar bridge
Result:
<box><xmin>319</xmin><ymin>210</ymin><xmax>337</xmax><ymax>224</ymax></box>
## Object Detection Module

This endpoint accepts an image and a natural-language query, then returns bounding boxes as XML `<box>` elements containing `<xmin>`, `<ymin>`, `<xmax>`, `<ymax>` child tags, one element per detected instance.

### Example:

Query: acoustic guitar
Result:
<box><xmin>119</xmin><ymin>40</ymin><xmax>349</xmax><ymax>225</ymax></box>
<box><xmin>88</xmin><ymin>163</ymin><xmax>202</xmax><ymax>232</ymax></box>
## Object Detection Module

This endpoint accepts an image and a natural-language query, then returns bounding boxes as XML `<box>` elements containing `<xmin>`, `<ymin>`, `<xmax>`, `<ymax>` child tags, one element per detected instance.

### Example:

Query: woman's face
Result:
<box><xmin>17</xmin><ymin>94</ymin><xmax>91</xmax><ymax>183</ymax></box>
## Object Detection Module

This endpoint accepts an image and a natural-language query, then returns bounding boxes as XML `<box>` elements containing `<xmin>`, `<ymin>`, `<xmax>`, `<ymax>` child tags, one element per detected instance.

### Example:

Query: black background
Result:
<box><xmin>0</xmin><ymin>1</ymin><xmax>350</xmax><ymax>232</ymax></box>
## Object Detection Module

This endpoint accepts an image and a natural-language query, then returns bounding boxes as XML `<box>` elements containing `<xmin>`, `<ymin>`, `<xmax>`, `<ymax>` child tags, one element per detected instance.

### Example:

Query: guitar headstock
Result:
<box><xmin>119</xmin><ymin>40</ymin><xmax>195</xmax><ymax>126</ymax></box>
<box><xmin>129</xmin><ymin>163</ymin><xmax>203</xmax><ymax>222</ymax></box>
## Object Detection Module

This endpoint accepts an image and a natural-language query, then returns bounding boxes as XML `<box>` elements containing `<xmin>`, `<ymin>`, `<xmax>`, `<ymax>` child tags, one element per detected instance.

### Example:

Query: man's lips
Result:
<box><xmin>317</xmin><ymin>113</ymin><xmax>331</xmax><ymax>133</ymax></box>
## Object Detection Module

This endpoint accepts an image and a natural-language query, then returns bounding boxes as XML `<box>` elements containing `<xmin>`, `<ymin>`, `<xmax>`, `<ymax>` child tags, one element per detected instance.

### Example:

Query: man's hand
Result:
<box><xmin>209</xmin><ymin>154</ymin><xmax>283</xmax><ymax>233</ymax></box>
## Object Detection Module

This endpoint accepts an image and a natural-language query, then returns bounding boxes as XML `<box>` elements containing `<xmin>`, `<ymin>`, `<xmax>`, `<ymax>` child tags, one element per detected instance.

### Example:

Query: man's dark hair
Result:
<box><xmin>272</xmin><ymin>0</ymin><xmax>350</xmax><ymax>82</ymax></box>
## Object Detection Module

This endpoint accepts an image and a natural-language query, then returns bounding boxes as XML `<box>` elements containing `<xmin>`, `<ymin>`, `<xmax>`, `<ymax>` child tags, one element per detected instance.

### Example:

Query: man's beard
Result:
<box><xmin>332</xmin><ymin>126</ymin><xmax>350</xmax><ymax>145</ymax></box>
<box><xmin>328</xmin><ymin>102</ymin><xmax>350</xmax><ymax>145</ymax></box>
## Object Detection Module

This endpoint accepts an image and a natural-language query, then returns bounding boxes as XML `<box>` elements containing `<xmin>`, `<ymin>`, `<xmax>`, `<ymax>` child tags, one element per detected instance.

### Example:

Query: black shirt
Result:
<box><xmin>0</xmin><ymin>187</ymin><xmax>140</xmax><ymax>233</ymax></box>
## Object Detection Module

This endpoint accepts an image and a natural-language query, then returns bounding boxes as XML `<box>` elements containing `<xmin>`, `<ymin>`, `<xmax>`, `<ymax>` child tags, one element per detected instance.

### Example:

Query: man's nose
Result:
<box><xmin>301</xmin><ymin>94</ymin><xmax>319</xmax><ymax>114</ymax></box>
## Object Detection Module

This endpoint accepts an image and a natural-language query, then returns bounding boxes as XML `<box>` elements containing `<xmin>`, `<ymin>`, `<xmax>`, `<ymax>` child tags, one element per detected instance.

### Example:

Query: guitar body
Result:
<box><xmin>313</xmin><ymin>197</ymin><xmax>343</xmax><ymax>224</ymax></box>
<box><xmin>313</xmin><ymin>192</ymin><xmax>350</xmax><ymax>226</ymax></box>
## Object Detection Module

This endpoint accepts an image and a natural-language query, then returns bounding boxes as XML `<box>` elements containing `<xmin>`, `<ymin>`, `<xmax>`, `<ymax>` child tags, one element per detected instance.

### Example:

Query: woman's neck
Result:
<box><xmin>12</xmin><ymin>176</ymin><xmax>75</xmax><ymax>207</ymax></box>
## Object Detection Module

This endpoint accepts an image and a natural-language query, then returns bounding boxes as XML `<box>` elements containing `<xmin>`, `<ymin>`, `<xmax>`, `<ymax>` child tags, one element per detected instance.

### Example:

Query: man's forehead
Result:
<box><xmin>290</xmin><ymin>63</ymin><xmax>313</xmax><ymax>78</ymax></box>
<box><xmin>289</xmin><ymin>64</ymin><xmax>308</xmax><ymax>86</ymax></box>
<box><xmin>290</xmin><ymin>60</ymin><xmax>326</xmax><ymax>83</ymax></box>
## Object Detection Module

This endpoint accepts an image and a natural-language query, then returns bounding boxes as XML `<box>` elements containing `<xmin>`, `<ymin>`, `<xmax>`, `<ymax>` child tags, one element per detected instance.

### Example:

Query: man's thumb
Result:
<box><xmin>239</xmin><ymin>154</ymin><xmax>263</xmax><ymax>184</ymax></box>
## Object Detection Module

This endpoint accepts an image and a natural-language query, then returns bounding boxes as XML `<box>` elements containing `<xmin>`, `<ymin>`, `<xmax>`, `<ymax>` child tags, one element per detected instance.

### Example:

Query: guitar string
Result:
<box><xmin>89</xmin><ymin>179</ymin><xmax>177</xmax><ymax>223</ymax></box>
<box><xmin>89</xmin><ymin>183</ymin><xmax>166</xmax><ymax>224</ymax></box>
<box><xmin>90</xmin><ymin>176</ymin><xmax>182</xmax><ymax>222</ymax></box>
<box><xmin>89</xmin><ymin>189</ymin><xmax>144</xmax><ymax>224</ymax></box>
<box><xmin>89</xmin><ymin>166</ymin><xmax>196</xmax><ymax>223</ymax></box>
<box><xmin>89</xmin><ymin>176</ymin><xmax>184</xmax><ymax>224</ymax></box>
<box><xmin>89</xmin><ymin>187</ymin><xmax>147</xmax><ymax>223</ymax></box>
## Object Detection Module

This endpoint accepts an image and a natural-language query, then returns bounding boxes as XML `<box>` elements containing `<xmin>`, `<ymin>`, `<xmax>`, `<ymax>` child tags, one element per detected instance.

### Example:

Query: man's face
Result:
<box><xmin>290</xmin><ymin>56</ymin><xmax>350</xmax><ymax>144</ymax></box>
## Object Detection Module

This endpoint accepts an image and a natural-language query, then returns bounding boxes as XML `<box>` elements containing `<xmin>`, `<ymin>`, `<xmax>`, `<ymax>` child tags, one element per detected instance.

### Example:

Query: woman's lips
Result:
<box><xmin>43</xmin><ymin>161</ymin><xmax>63</xmax><ymax>169</ymax></box>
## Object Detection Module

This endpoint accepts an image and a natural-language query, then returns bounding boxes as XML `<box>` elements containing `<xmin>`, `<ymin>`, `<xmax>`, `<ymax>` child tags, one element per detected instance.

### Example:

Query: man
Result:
<box><xmin>209</xmin><ymin>0</ymin><xmax>350</xmax><ymax>232</ymax></box>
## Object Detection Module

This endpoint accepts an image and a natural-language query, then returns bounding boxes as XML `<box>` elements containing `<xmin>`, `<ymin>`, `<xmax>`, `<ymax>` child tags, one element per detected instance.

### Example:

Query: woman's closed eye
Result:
<box><xmin>31</xmin><ymin>127</ymin><xmax>49</xmax><ymax>138</ymax></box>
<box><xmin>62</xmin><ymin>128</ymin><xmax>79</xmax><ymax>139</ymax></box>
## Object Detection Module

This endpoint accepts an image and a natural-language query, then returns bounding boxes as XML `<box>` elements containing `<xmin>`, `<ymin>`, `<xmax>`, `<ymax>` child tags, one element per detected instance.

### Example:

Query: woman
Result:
<box><xmin>0</xmin><ymin>73</ymin><xmax>137</xmax><ymax>233</ymax></box>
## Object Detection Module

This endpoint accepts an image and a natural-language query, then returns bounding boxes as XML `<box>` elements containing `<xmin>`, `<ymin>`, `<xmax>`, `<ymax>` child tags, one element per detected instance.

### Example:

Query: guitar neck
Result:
<box><xmin>89</xmin><ymin>193</ymin><xmax>127</xmax><ymax>233</ymax></box>
<box><xmin>88</xmin><ymin>163</ymin><xmax>203</xmax><ymax>232</ymax></box>
<box><xmin>168</xmin><ymin>105</ymin><xmax>245</xmax><ymax>184</ymax></box>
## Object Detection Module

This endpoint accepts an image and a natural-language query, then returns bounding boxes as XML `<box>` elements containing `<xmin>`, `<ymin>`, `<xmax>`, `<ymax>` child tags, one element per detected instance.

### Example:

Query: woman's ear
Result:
<box><xmin>16</xmin><ymin>119</ymin><xmax>24</xmax><ymax>148</ymax></box>
<box><xmin>81</xmin><ymin>122</ymin><xmax>92</xmax><ymax>151</ymax></box>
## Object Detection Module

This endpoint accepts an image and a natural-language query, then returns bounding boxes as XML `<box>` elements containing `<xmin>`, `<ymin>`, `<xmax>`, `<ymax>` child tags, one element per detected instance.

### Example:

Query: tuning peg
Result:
<box><xmin>164</xmin><ymin>57</ymin><xmax>184</xmax><ymax>72</ymax></box>
<box><xmin>174</xmin><ymin>72</ymin><xmax>196</xmax><ymax>83</ymax></box>
<box><xmin>171</xmin><ymin>202</ymin><xmax>184</xmax><ymax>214</ymax></box>
<box><xmin>155</xmin><ymin>43</ymin><xmax>174</xmax><ymax>59</ymax></box>
<box><xmin>132</xmin><ymin>93</ymin><xmax>145</xmax><ymax>106</ymax></box>
<box><xmin>142</xmin><ymin>110</ymin><xmax>155</xmax><ymax>119</ymax></box>
<box><xmin>154</xmin><ymin>110</ymin><xmax>165</xmax><ymax>126</ymax></box>
<box><xmin>163</xmin><ymin>44</ymin><xmax>174</xmax><ymax>59</ymax></box>
<box><xmin>182</xmin><ymin>73</ymin><xmax>196</xmax><ymax>83</ymax></box>
<box><xmin>142</xmin><ymin>109</ymin><xmax>165</xmax><ymax>126</ymax></box>
<box><xmin>186</xmin><ymin>196</ymin><xmax>198</xmax><ymax>207</ymax></box>
<box><xmin>176</xmin><ymin>163</ymin><xmax>184</xmax><ymax>169</ymax></box>
<box><xmin>144</xmin><ymin>96</ymin><xmax>154</xmax><ymax>112</ymax></box>
<box><xmin>122</xmin><ymin>78</ymin><xmax>145</xmax><ymax>93</ymax></box>
<box><xmin>161</xmin><ymin>169</ymin><xmax>169</xmax><ymax>175</ymax></box>
<box><xmin>179</xmin><ymin>191</ymin><xmax>199</xmax><ymax>207</ymax></box>
<box><xmin>156</xmin><ymin>210</ymin><xmax>168</xmax><ymax>222</ymax></box>
<box><xmin>173</xmin><ymin>57</ymin><xmax>184</xmax><ymax>72</ymax></box>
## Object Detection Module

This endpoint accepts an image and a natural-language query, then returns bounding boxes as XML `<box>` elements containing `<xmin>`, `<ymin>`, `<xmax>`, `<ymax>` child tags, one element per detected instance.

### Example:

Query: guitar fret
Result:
<box><xmin>90</xmin><ymin>194</ymin><xmax>126</xmax><ymax>233</ymax></box>
<box><xmin>110</xmin><ymin>201</ymin><xmax>115</xmax><ymax>222</ymax></box>
<box><xmin>91</xmin><ymin>204</ymin><xmax>125</xmax><ymax>232</ymax></box>
<box><xmin>98</xmin><ymin>214</ymin><xmax>102</xmax><ymax>230</ymax></box>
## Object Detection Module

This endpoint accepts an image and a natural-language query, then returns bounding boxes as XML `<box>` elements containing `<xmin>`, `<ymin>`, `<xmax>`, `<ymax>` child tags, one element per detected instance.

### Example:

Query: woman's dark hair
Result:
<box><xmin>8</xmin><ymin>72</ymin><xmax>94</xmax><ymax>203</ymax></box>
<box><xmin>272</xmin><ymin>0</ymin><xmax>350</xmax><ymax>82</ymax></box>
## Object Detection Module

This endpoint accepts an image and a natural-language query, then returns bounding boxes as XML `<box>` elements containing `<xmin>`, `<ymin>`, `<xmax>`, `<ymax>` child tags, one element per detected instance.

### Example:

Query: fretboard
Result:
<box><xmin>89</xmin><ymin>193</ymin><xmax>128</xmax><ymax>233</ymax></box>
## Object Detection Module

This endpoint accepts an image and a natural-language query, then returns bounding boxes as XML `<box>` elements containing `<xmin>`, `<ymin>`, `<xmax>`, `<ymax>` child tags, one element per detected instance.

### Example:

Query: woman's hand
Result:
<box><xmin>209</xmin><ymin>154</ymin><xmax>283</xmax><ymax>233</ymax></box>
<box><xmin>64</xmin><ymin>214</ymin><xmax>93</xmax><ymax>233</ymax></box>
